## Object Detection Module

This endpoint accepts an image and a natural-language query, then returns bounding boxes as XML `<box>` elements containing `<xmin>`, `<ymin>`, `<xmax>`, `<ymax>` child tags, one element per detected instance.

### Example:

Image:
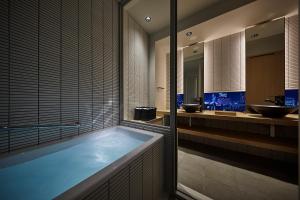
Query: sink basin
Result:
<box><xmin>248</xmin><ymin>104</ymin><xmax>298</xmax><ymax>118</ymax></box>
<box><xmin>182</xmin><ymin>104</ymin><xmax>201</xmax><ymax>113</ymax></box>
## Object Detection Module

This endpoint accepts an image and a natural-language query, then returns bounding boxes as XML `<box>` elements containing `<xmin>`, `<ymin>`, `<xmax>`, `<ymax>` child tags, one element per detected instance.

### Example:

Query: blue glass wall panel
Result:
<box><xmin>285</xmin><ymin>89</ymin><xmax>298</xmax><ymax>107</ymax></box>
<box><xmin>177</xmin><ymin>93</ymin><xmax>184</xmax><ymax>108</ymax></box>
<box><xmin>204</xmin><ymin>91</ymin><xmax>246</xmax><ymax>112</ymax></box>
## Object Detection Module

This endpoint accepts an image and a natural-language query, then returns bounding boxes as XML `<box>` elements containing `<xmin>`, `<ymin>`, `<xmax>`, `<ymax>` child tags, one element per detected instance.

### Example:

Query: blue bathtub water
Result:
<box><xmin>0</xmin><ymin>126</ymin><xmax>153</xmax><ymax>200</ymax></box>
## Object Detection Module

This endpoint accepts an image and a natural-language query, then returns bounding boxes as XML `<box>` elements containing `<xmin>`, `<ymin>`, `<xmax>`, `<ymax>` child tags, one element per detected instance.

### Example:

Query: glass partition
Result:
<box><xmin>176</xmin><ymin>1</ymin><xmax>298</xmax><ymax>200</ymax></box>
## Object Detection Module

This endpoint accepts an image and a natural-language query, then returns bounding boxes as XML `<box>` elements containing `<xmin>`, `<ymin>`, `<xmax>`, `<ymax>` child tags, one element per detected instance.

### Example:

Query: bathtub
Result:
<box><xmin>0</xmin><ymin>126</ymin><xmax>164</xmax><ymax>200</ymax></box>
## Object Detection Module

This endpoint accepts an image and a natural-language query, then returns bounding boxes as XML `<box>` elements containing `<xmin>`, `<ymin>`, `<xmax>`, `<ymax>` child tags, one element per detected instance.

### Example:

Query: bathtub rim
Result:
<box><xmin>54</xmin><ymin>125</ymin><xmax>163</xmax><ymax>200</ymax></box>
<box><xmin>0</xmin><ymin>125</ymin><xmax>157</xmax><ymax>166</ymax></box>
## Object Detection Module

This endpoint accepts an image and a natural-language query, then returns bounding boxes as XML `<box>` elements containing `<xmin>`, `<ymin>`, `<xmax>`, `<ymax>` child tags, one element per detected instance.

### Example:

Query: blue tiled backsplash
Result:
<box><xmin>177</xmin><ymin>93</ymin><xmax>184</xmax><ymax>108</ymax></box>
<box><xmin>204</xmin><ymin>91</ymin><xmax>246</xmax><ymax>112</ymax></box>
<box><xmin>179</xmin><ymin>90</ymin><xmax>298</xmax><ymax>112</ymax></box>
<box><xmin>285</xmin><ymin>89</ymin><xmax>298</xmax><ymax>107</ymax></box>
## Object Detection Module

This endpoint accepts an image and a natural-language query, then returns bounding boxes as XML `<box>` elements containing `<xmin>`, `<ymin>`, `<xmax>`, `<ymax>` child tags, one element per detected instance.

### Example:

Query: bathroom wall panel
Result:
<box><xmin>123</xmin><ymin>11</ymin><xmax>129</xmax><ymax>120</ymax></box>
<box><xmin>204</xmin><ymin>41</ymin><xmax>214</xmax><ymax>92</ymax></box>
<box><xmin>61</xmin><ymin>0</ymin><xmax>79</xmax><ymax>138</ymax></box>
<box><xmin>134</xmin><ymin>23</ymin><xmax>141</xmax><ymax>109</ymax></box>
<box><xmin>110</xmin><ymin>167</ymin><xmax>130</xmax><ymax>200</ymax></box>
<box><xmin>153</xmin><ymin>140</ymin><xmax>163</xmax><ymax>200</ymax></box>
<box><xmin>177</xmin><ymin>50</ymin><xmax>184</xmax><ymax>94</ymax></box>
<box><xmin>92</xmin><ymin>0</ymin><xmax>104</xmax><ymax>130</ymax></box>
<box><xmin>84</xmin><ymin>183</ymin><xmax>109</xmax><ymax>200</ymax></box>
<box><xmin>204</xmin><ymin>31</ymin><xmax>245</xmax><ymax>93</ymax></box>
<box><xmin>123</xmin><ymin>13</ymin><xmax>149</xmax><ymax>120</ymax></box>
<box><xmin>221</xmin><ymin>36</ymin><xmax>231</xmax><ymax>91</ymax></box>
<box><xmin>230</xmin><ymin>32</ymin><xmax>241</xmax><ymax>91</ymax></box>
<box><xmin>0</xmin><ymin>0</ymin><xmax>119</xmax><ymax>153</ymax></box>
<box><xmin>79</xmin><ymin>0</ymin><xmax>93</xmax><ymax>134</ymax></box>
<box><xmin>165</xmin><ymin>50</ymin><xmax>184</xmax><ymax>110</ymax></box>
<box><xmin>143</xmin><ymin>149</ymin><xmax>153</xmax><ymax>200</ymax></box>
<box><xmin>285</xmin><ymin>15</ymin><xmax>299</xmax><ymax>89</ymax></box>
<box><xmin>143</xmin><ymin>30</ymin><xmax>149</xmax><ymax>106</ymax></box>
<box><xmin>128</xmin><ymin>17</ymin><xmax>135</xmax><ymax>120</ymax></box>
<box><xmin>129</xmin><ymin>157</ymin><xmax>143</xmax><ymax>200</ymax></box>
<box><xmin>9</xmin><ymin>0</ymin><xmax>39</xmax><ymax>150</ymax></box>
<box><xmin>138</xmin><ymin>25</ymin><xmax>145</xmax><ymax>106</ymax></box>
<box><xmin>166</xmin><ymin>54</ymin><xmax>170</xmax><ymax>110</ymax></box>
<box><xmin>104</xmin><ymin>0</ymin><xmax>113</xmax><ymax>128</ymax></box>
<box><xmin>0</xmin><ymin>0</ymin><xmax>9</xmax><ymax>152</ymax></box>
<box><xmin>112</xmin><ymin>0</ymin><xmax>120</xmax><ymax>126</ymax></box>
<box><xmin>240</xmin><ymin>31</ymin><xmax>246</xmax><ymax>91</ymax></box>
<box><xmin>155</xmin><ymin>46</ymin><xmax>167</xmax><ymax>110</ymax></box>
<box><xmin>39</xmin><ymin>0</ymin><xmax>61</xmax><ymax>143</ymax></box>
<box><xmin>213</xmin><ymin>39</ymin><xmax>222</xmax><ymax>91</ymax></box>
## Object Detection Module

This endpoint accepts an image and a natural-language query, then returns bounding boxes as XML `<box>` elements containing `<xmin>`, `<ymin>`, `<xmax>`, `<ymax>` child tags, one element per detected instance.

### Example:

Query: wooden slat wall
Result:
<box><xmin>39</xmin><ymin>0</ymin><xmax>61</xmax><ymax>143</ymax></box>
<box><xmin>61</xmin><ymin>0</ymin><xmax>79</xmax><ymax>138</ymax></box>
<box><xmin>79</xmin><ymin>0</ymin><xmax>93</xmax><ymax>134</ymax></box>
<box><xmin>285</xmin><ymin>15</ymin><xmax>299</xmax><ymax>89</ymax></box>
<box><xmin>204</xmin><ymin>31</ymin><xmax>246</xmax><ymax>92</ymax></box>
<box><xmin>0</xmin><ymin>0</ymin><xmax>119</xmax><ymax>153</ymax></box>
<box><xmin>123</xmin><ymin>12</ymin><xmax>149</xmax><ymax>120</ymax></box>
<box><xmin>0</xmin><ymin>0</ymin><xmax>9</xmax><ymax>153</ymax></box>
<box><xmin>92</xmin><ymin>0</ymin><xmax>104</xmax><ymax>130</ymax></box>
<box><xmin>204</xmin><ymin>41</ymin><xmax>214</xmax><ymax>92</ymax></box>
<box><xmin>10</xmin><ymin>0</ymin><xmax>39</xmax><ymax>150</ymax></box>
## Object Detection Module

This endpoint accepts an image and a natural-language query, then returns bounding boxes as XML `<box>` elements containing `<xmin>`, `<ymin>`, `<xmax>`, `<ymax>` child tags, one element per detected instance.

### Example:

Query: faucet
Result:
<box><xmin>265</xmin><ymin>95</ymin><xmax>285</xmax><ymax>106</ymax></box>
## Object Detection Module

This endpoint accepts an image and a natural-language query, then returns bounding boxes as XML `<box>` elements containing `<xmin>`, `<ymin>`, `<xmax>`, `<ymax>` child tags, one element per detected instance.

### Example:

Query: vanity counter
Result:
<box><xmin>157</xmin><ymin>109</ymin><xmax>298</xmax><ymax>127</ymax></box>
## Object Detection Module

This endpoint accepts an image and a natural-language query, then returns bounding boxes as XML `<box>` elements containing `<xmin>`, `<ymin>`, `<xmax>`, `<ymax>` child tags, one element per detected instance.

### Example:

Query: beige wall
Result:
<box><xmin>204</xmin><ymin>31</ymin><xmax>246</xmax><ymax>92</ymax></box>
<box><xmin>154</xmin><ymin>41</ymin><xmax>184</xmax><ymax>110</ymax></box>
<box><xmin>123</xmin><ymin>11</ymin><xmax>149</xmax><ymax>120</ymax></box>
<box><xmin>285</xmin><ymin>15</ymin><xmax>299</xmax><ymax>89</ymax></box>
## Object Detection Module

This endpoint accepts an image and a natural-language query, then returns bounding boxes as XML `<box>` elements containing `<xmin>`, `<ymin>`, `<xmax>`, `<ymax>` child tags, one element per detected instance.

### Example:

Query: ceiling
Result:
<box><xmin>246</xmin><ymin>18</ymin><xmax>285</xmax><ymax>42</ymax></box>
<box><xmin>125</xmin><ymin>0</ymin><xmax>221</xmax><ymax>34</ymax></box>
<box><xmin>183</xmin><ymin>43</ymin><xmax>204</xmax><ymax>59</ymax></box>
<box><xmin>155</xmin><ymin>0</ymin><xmax>298</xmax><ymax>52</ymax></box>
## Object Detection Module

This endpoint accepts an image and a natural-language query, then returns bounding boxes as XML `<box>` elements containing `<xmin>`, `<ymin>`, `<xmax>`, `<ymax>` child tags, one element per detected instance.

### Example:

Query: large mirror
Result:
<box><xmin>183</xmin><ymin>43</ymin><xmax>204</xmax><ymax>105</ymax></box>
<box><xmin>246</xmin><ymin>18</ymin><xmax>285</xmax><ymax>106</ymax></box>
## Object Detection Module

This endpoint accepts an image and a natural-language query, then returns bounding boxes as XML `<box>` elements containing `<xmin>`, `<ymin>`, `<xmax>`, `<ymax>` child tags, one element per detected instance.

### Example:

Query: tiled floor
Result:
<box><xmin>178</xmin><ymin>147</ymin><xmax>298</xmax><ymax>200</ymax></box>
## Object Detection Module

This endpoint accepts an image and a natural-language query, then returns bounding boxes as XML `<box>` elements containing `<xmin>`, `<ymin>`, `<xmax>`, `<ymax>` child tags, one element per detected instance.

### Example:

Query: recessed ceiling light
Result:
<box><xmin>145</xmin><ymin>16</ymin><xmax>151</xmax><ymax>22</ymax></box>
<box><xmin>186</xmin><ymin>32</ymin><xmax>192</xmax><ymax>37</ymax></box>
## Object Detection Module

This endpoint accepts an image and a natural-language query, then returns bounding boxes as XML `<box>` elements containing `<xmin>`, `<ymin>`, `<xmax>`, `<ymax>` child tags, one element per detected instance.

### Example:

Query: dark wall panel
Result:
<box><xmin>129</xmin><ymin>157</ymin><xmax>143</xmax><ymax>200</ymax></box>
<box><xmin>143</xmin><ymin>149</ymin><xmax>153</xmax><ymax>200</ymax></box>
<box><xmin>9</xmin><ymin>0</ymin><xmax>39</xmax><ymax>150</ymax></box>
<box><xmin>39</xmin><ymin>0</ymin><xmax>61</xmax><ymax>144</ymax></box>
<box><xmin>79</xmin><ymin>0</ymin><xmax>93</xmax><ymax>134</ymax></box>
<box><xmin>0</xmin><ymin>0</ymin><xmax>9</xmax><ymax>153</ymax></box>
<box><xmin>61</xmin><ymin>0</ymin><xmax>79</xmax><ymax>138</ymax></box>
<box><xmin>112</xmin><ymin>0</ymin><xmax>120</xmax><ymax>126</ymax></box>
<box><xmin>0</xmin><ymin>0</ymin><xmax>119</xmax><ymax>153</ymax></box>
<box><xmin>103</xmin><ymin>0</ymin><xmax>113</xmax><ymax>128</ymax></box>
<box><xmin>92</xmin><ymin>0</ymin><xmax>104</xmax><ymax>130</ymax></box>
<box><xmin>110</xmin><ymin>167</ymin><xmax>130</xmax><ymax>200</ymax></box>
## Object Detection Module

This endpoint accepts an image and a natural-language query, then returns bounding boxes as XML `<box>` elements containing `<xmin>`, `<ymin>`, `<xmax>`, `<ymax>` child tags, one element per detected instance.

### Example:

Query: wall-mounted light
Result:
<box><xmin>145</xmin><ymin>16</ymin><xmax>151</xmax><ymax>22</ymax></box>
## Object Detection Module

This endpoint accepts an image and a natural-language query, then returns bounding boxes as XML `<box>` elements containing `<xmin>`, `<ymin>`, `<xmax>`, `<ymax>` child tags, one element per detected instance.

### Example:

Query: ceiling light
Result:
<box><xmin>186</xmin><ymin>32</ymin><xmax>192</xmax><ymax>37</ymax></box>
<box><xmin>145</xmin><ymin>16</ymin><xmax>151</xmax><ymax>22</ymax></box>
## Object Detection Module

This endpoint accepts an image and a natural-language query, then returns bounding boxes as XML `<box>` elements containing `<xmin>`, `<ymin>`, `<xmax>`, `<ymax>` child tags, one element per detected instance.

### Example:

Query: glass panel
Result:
<box><xmin>177</xmin><ymin>1</ymin><xmax>298</xmax><ymax>200</ymax></box>
<box><xmin>123</xmin><ymin>0</ymin><xmax>170</xmax><ymax>127</ymax></box>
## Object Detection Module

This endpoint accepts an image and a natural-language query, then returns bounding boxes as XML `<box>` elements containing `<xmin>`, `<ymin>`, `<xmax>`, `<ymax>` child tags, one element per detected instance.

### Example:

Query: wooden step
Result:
<box><xmin>177</xmin><ymin>126</ymin><xmax>298</xmax><ymax>154</ymax></box>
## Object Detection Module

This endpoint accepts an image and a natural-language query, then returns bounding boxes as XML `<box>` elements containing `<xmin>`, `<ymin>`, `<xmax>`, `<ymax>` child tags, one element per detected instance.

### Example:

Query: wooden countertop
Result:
<box><xmin>157</xmin><ymin>110</ymin><xmax>298</xmax><ymax>126</ymax></box>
